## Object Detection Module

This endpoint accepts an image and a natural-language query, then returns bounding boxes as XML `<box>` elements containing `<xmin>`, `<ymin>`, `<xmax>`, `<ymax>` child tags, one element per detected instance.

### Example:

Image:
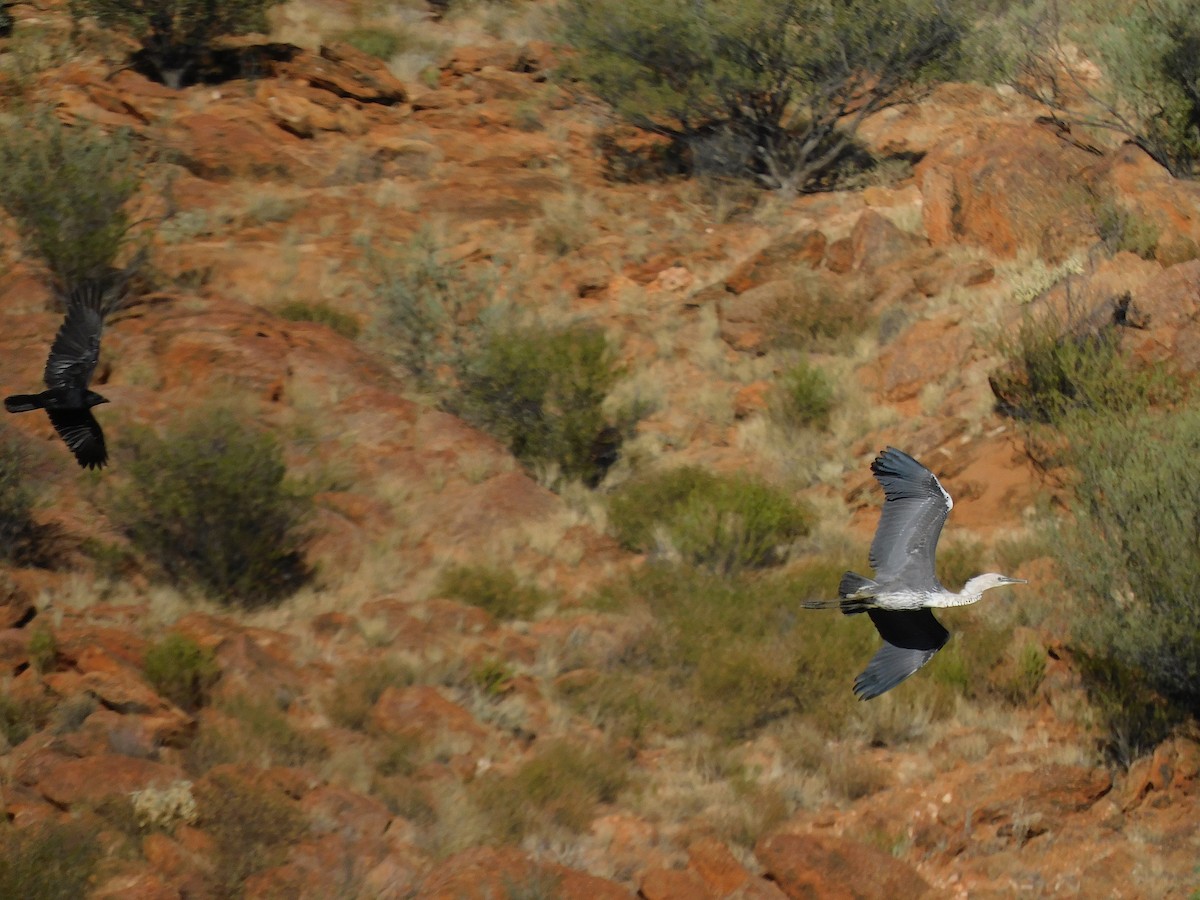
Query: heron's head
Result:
<box><xmin>963</xmin><ymin>573</ymin><xmax>1027</xmax><ymax>596</ymax></box>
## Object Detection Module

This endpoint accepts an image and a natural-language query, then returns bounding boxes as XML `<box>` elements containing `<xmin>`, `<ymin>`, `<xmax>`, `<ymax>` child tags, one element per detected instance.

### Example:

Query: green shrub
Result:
<box><xmin>437</xmin><ymin>564</ymin><xmax>549</xmax><ymax>621</ymax></box>
<box><xmin>770</xmin><ymin>360</ymin><xmax>835</xmax><ymax>431</ymax></box>
<box><xmin>333</xmin><ymin>27</ymin><xmax>408</xmax><ymax>60</ymax></box>
<box><xmin>1093</xmin><ymin>196</ymin><xmax>1160</xmax><ymax>259</ymax></box>
<box><xmin>70</xmin><ymin>0</ymin><xmax>282</xmax><ymax>88</ymax></box>
<box><xmin>28</xmin><ymin>624</ymin><xmax>56</xmax><ymax>674</ymax></box>
<box><xmin>276</xmin><ymin>300</ymin><xmax>361</xmax><ymax>339</ymax></box>
<box><xmin>109</xmin><ymin>410</ymin><xmax>310</xmax><ymax>607</ymax></box>
<box><xmin>990</xmin><ymin>304</ymin><xmax>1162</xmax><ymax>427</ymax></box>
<box><xmin>996</xmin><ymin>641</ymin><xmax>1046</xmax><ymax>706</ymax></box>
<box><xmin>0</xmin><ymin>821</ymin><xmax>102</xmax><ymax>900</ymax></box>
<box><xmin>143</xmin><ymin>633</ymin><xmax>220</xmax><ymax>712</ymax></box>
<box><xmin>456</xmin><ymin>323</ymin><xmax>623</xmax><ymax>485</ymax></box>
<box><xmin>561</xmin><ymin>0</ymin><xmax>970</xmax><ymax>191</ymax></box>
<box><xmin>1058</xmin><ymin>405</ymin><xmax>1200</xmax><ymax>759</ymax></box>
<box><xmin>608</xmin><ymin>466</ymin><xmax>811</xmax><ymax>573</ymax></box>
<box><xmin>989</xmin><ymin>0</ymin><xmax>1200</xmax><ymax>177</ymax></box>
<box><xmin>472</xmin><ymin>739</ymin><xmax>629</xmax><ymax>842</ymax></box>
<box><xmin>0</xmin><ymin>112</ymin><xmax>141</xmax><ymax>291</ymax></box>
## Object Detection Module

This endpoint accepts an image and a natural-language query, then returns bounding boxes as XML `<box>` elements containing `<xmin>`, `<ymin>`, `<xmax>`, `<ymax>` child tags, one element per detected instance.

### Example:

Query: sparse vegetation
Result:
<box><xmin>69</xmin><ymin>0</ymin><xmax>282</xmax><ymax>88</ymax></box>
<box><xmin>472</xmin><ymin>739</ymin><xmax>629</xmax><ymax>842</ymax></box>
<box><xmin>109</xmin><ymin>410</ymin><xmax>311</xmax><ymax>608</ymax></box>
<box><xmin>1092</xmin><ymin>196</ymin><xmax>1160</xmax><ymax>259</ymax></box>
<box><xmin>142</xmin><ymin>633</ymin><xmax>221</xmax><ymax>712</ymax></box>
<box><xmin>197</xmin><ymin>770</ymin><xmax>307</xmax><ymax>896</ymax></box>
<box><xmin>562</xmin><ymin>0</ymin><xmax>971</xmax><ymax>191</ymax></box>
<box><xmin>0</xmin><ymin>431</ymin><xmax>38</xmax><ymax>565</ymax></box>
<box><xmin>608</xmin><ymin>466</ymin><xmax>812</xmax><ymax>573</ymax></box>
<box><xmin>437</xmin><ymin>564</ymin><xmax>550</xmax><ymax>621</ymax></box>
<box><xmin>369</xmin><ymin>227</ymin><xmax>496</xmax><ymax>390</ymax></box>
<box><xmin>333</xmin><ymin>26</ymin><xmax>408</xmax><ymax>60</ymax></box>
<box><xmin>0</xmin><ymin>112</ymin><xmax>141</xmax><ymax>291</ymax></box>
<box><xmin>770</xmin><ymin>273</ymin><xmax>866</xmax><ymax>351</ymax></box>
<box><xmin>276</xmin><ymin>300</ymin><xmax>361</xmax><ymax>339</ymax></box>
<box><xmin>326</xmin><ymin>657</ymin><xmax>414</xmax><ymax>731</ymax></box>
<box><xmin>186</xmin><ymin>693</ymin><xmax>329</xmax><ymax>773</ymax></box>
<box><xmin>0</xmin><ymin>820</ymin><xmax>102</xmax><ymax>900</ymax></box>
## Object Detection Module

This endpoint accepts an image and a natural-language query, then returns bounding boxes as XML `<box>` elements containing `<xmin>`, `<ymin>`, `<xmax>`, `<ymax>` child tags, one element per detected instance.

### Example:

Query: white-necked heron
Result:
<box><xmin>807</xmin><ymin>447</ymin><xmax>1026</xmax><ymax>699</ymax></box>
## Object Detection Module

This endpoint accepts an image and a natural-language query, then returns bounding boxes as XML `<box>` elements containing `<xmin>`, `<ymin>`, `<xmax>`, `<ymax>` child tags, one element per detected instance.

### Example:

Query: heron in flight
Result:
<box><xmin>807</xmin><ymin>447</ymin><xmax>1026</xmax><ymax>699</ymax></box>
<box><xmin>5</xmin><ymin>284</ymin><xmax>111</xmax><ymax>469</ymax></box>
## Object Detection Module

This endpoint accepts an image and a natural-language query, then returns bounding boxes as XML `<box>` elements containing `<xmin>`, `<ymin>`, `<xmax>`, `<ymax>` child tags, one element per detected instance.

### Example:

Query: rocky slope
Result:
<box><xmin>0</xmin><ymin>2</ymin><xmax>1197</xmax><ymax>898</ymax></box>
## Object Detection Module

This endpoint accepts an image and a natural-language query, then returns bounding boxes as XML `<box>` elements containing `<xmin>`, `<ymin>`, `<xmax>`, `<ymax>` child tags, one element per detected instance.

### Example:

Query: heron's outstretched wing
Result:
<box><xmin>43</xmin><ymin>284</ymin><xmax>105</xmax><ymax>392</ymax></box>
<box><xmin>867</xmin><ymin>447</ymin><xmax>952</xmax><ymax>589</ymax></box>
<box><xmin>47</xmin><ymin>408</ymin><xmax>107</xmax><ymax>469</ymax></box>
<box><xmin>853</xmin><ymin>608</ymin><xmax>950</xmax><ymax>699</ymax></box>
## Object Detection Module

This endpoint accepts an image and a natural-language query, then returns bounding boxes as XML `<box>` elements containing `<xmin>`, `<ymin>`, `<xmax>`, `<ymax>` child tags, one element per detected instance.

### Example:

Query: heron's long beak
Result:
<box><xmin>1001</xmin><ymin>576</ymin><xmax>1028</xmax><ymax>585</ymax></box>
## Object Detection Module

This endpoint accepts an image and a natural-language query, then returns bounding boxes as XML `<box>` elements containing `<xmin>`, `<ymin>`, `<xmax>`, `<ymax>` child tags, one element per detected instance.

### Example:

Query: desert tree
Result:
<box><xmin>561</xmin><ymin>0</ymin><xmax>970</xmax><ymax>192</ymax></box>
<box><xmin>989</xmin><ymin>0</ymin><xmax>1200</xmax><ymax>177</ymax></box>
<box><xmin>69</xmin><ymin>0</ymin><xmax>280</xmax><ymax>88</ymax></box>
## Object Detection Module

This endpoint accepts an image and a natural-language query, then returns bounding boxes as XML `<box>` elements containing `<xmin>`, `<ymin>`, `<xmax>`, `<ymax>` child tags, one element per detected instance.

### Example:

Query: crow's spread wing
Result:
<box><xmin>43</xmin><ymin>286</ymin><xmax>105</xmax><ymax>392</ymax></box>
<box><xmin>47</xmin><ymin>408</ymin><xmax>107</xmax><ymax>469</ymax></box>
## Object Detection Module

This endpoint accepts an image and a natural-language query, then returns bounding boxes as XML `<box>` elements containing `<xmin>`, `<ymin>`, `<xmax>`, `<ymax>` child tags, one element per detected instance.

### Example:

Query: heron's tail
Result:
<box><xmin>837</xmin><ymin>571</ymin><xmax>878</xmax><ymax>615</ymax></box>
<box><xmin>4</xmin><ymin>395</ymin><xmax>42</xmax><ymax>413</ymax></box>
<box><xmin>802</xmin><ymin>572</ymin><xmax>879</xmax><ymax>613</ymax></box>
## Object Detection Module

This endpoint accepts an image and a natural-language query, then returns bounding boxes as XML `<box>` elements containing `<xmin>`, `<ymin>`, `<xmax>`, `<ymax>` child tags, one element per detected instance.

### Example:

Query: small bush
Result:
<box><xmin>186</xmin><ymin>693</ymin><xmax>328</xmax><ymax>772</ymax></box>
<box><xmin>0</xmin><ymin>431</ymin><xmax>39</xmax><ymax>564</ymax></box>
<box><xmin>276</xmin><ymin>300</ymin><xmax>361</xmax><ymax>339</ymax></box>
<box><xmin>608</xmin><ymin>466</ymin><xmax>811</xmax><ymax>573</ymax></box>
<box><xmin>109</xmin><ymin>410</ymin><xmax>310</xmax><ymax>607</ymax></box>
<box><xmin>333</xmin><ymin>27</ymin><xmax>408</xmax><ymax>60</ymax></box>
<box><xmin>996</xmin><ymin>642</ymin><xmax>1046</xmax><ymax>706</ymax></box>
<box><xmin>70</xmin><ymin>0</ymin><xmax>282</xmax><ymax>88</ymax></box>
<box><xmin>770</xmin><ymin>360</ymin><xmax>835</xmax><ymax>432</ymax></box>
<box><xmin>456</xmin><ymin>323</ymin><xmax>623</xmax><ymax>485</ymax></box>
<box><xmin>197</xmin><ymin>771</ymin><xmax>306</xmax><ymax>894</ymax></box>
<box><xmin>28</xmin><ymin>624</ymin><xmax>56</xmax><ymax>674</ymax></box>
<box><xmin>368</xmin><ymin>227</ymin><xmax>495</xmax><ymax>390</ymax></box>
<box><xmin>0</xmin><ymin>112</ymin><xmax>141</xmax><ymax>291</ymax></box>
<box><xmin>1093</xmin><ymin>197</ymin><xmax>1160</xmax><ymax>259</ymax></box>
<box><xmin>326</xmin><ymin>658</ymin><xmax>413</xmax><ymax>731</ymax></box>
<box><xmin>472</xmin><ymin>739</ymin><xmax>629</xmax><ymax>842</ymax></box>
<box><xmin>142</xmin><ymin>633</ymin><xmax>220</xmax><ymax>712</ymax></box>
<box><xmin>0</xmin><ymin>820</ymin><xmax>102</xmax><ymax>900</ymax></box>
<box><xmin>770</xmin><ymin>274</ymin><xmax>865</xmax><ymax>352</ymax></box>
<box><xmin>437</xmin><ymin>564</ymin><xmax>549</xmax><ymax>621</ymax></box>
<box><xmin>0</xmin><ymin>690</ymin><xmax>52</xmax><ymax>748</ymax></box>
<box><xmin>990</xmin><ymin>304</ymin><xmax>1162</xmax><ymax>426</ymax></box>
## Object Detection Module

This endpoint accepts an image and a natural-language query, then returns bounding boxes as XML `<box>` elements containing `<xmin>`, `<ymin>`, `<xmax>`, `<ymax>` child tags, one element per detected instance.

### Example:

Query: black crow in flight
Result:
<box><xmin>5</xmin><ymin>285</ymin><xmax>110</xmax><ymax>469</ymax></box>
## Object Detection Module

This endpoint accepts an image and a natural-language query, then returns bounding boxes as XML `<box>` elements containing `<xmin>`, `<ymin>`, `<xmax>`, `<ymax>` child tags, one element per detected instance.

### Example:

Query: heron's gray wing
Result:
<box><xmin>853</xmin><ymin>608</ymin><xmax>949</xmax><ymax>699</ymax></box>
<box><xmin>867</xmin><ymin>447</ymin><xmax>952</xmax><ymax>588</ymax></box>
<box><xmin>43</xmin><ymin>286</ymin><xmax>105</xmax><ymax>392</ymax></box>
<box><xmin>47</xmin><ymin>408</ymin><xmax>107</xmax><ymax>469</ymax></box>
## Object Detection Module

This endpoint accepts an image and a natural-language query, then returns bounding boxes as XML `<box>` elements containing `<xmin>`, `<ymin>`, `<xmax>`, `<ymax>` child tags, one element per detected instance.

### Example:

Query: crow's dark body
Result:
<box><xmin>5</xmin><ymin>286</ymin><xmax>110</xmax><ymax>469</ymax></box>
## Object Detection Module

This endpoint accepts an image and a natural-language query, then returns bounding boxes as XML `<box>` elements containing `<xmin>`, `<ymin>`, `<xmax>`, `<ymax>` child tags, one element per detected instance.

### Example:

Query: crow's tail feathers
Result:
<box><xmin>4</xmin><ymin>395</ymin><xmax>42</xmax><ymax>413</ymax></box>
